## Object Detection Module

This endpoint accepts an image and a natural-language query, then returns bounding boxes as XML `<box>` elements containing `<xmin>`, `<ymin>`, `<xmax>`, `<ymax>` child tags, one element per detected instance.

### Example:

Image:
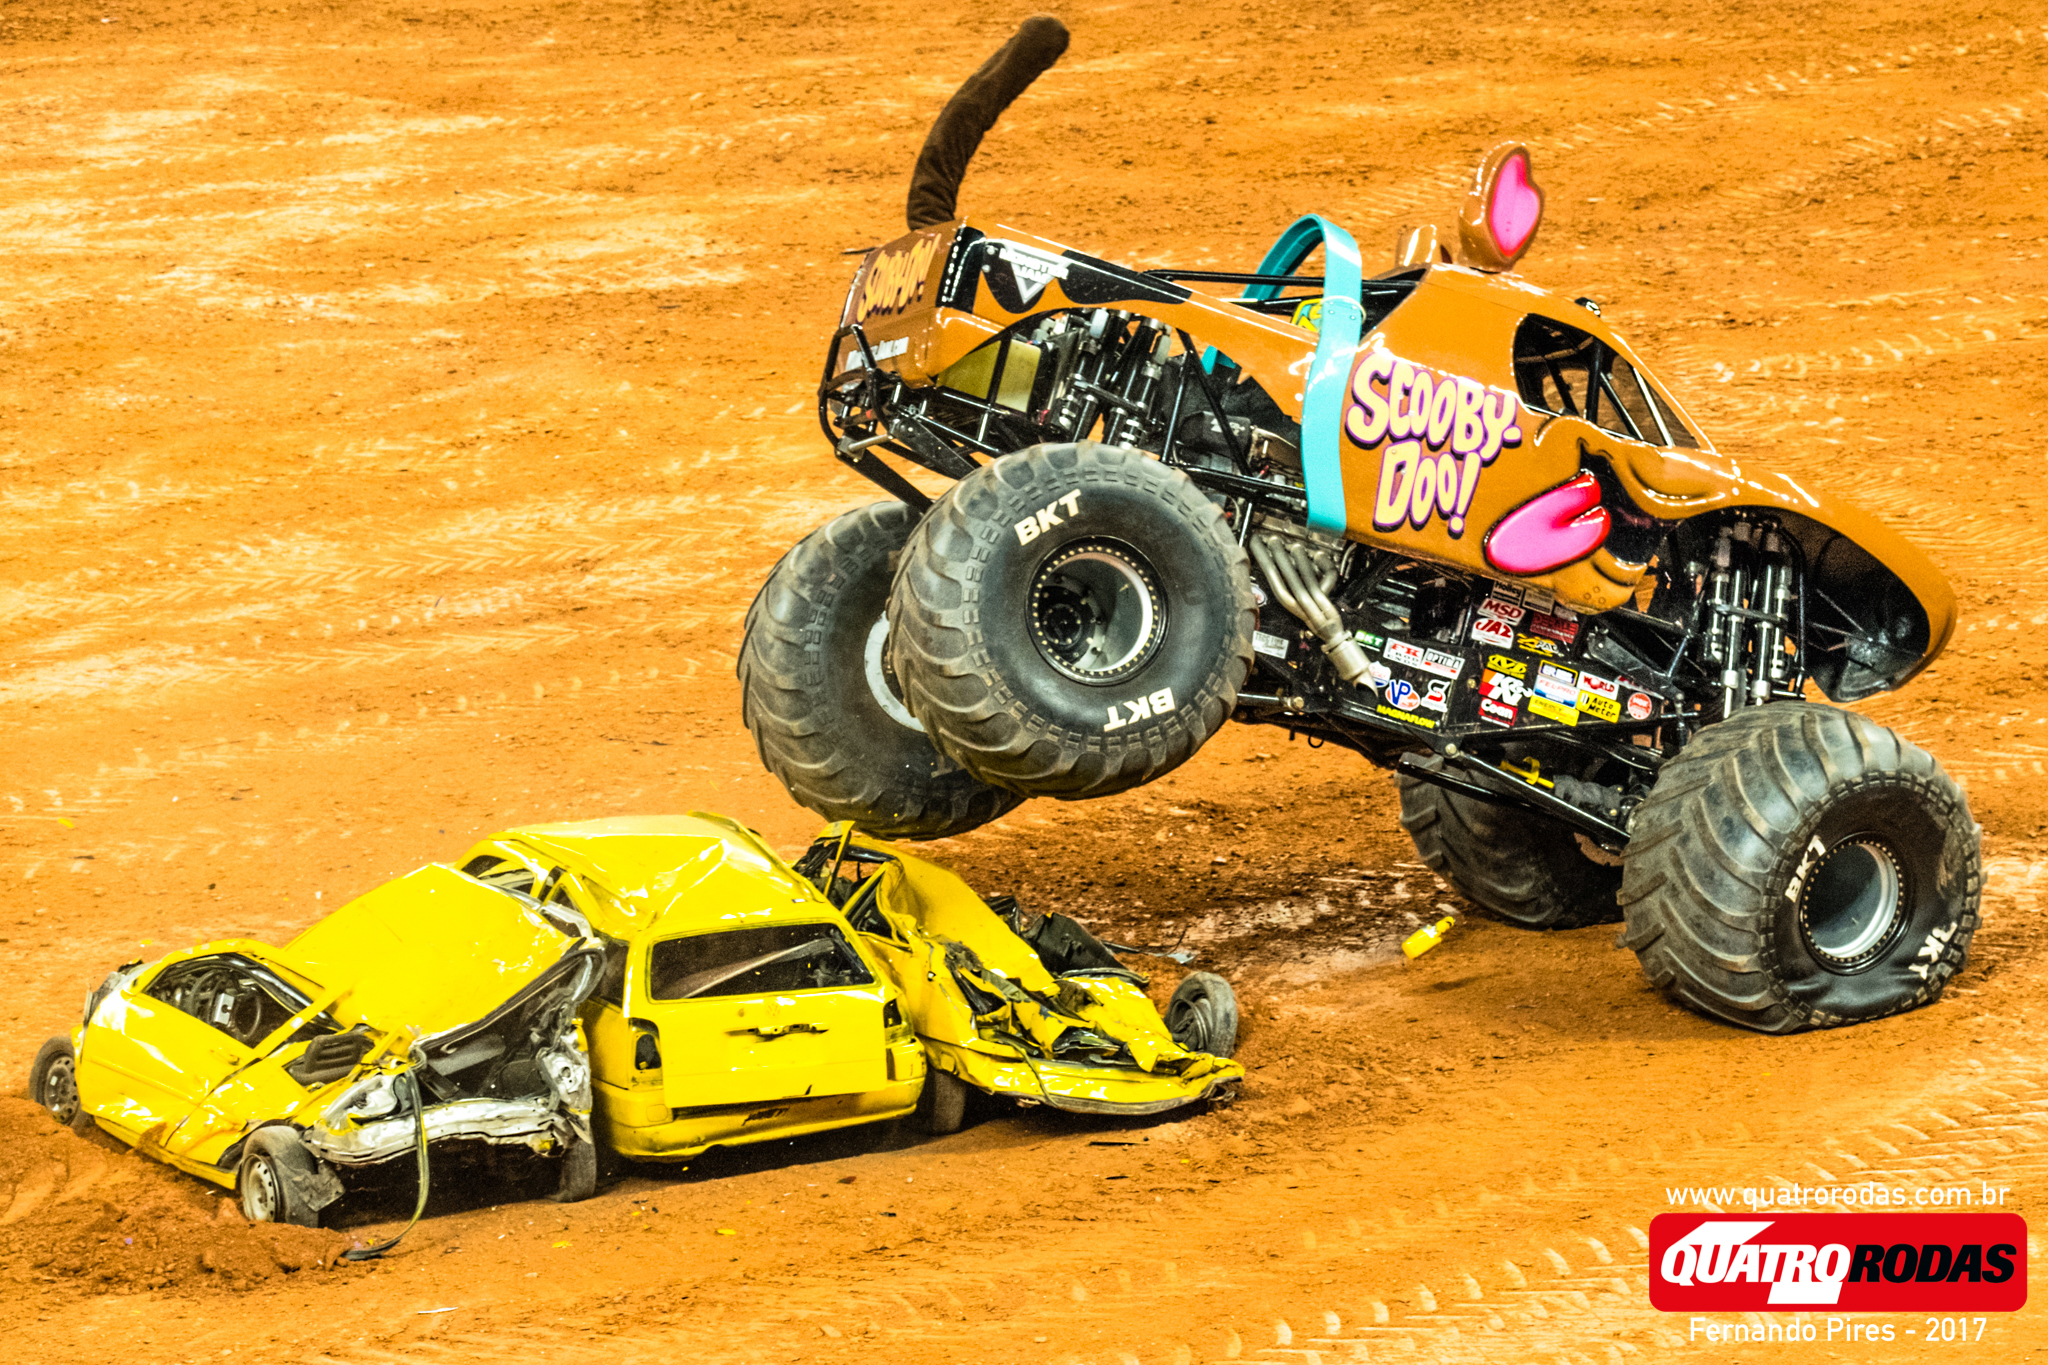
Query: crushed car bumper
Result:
<box><xmin>305</xmin><ymin>1095</ymin><xmax>574</xmax><ymax>1165</ymax></box>
<box><xmin>598</xmin><ymin>1075</ymin><xmax>922</xmax><ymax>1162</ymax></box>
<box><xmin>931</xmin><ymin>1039</ymin><xmax>1243</xmax><ymax>1116</ymax></box>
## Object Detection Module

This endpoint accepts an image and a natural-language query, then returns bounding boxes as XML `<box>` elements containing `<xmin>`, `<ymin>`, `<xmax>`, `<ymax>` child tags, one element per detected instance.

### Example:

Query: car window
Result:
<box><xmin>1512</xmin><ymin>315</ymin><xmax>1700</xmax><ymax>449</ymax></box>
<box><xmin>647</xmin><ymin>923</ymin><xmax>874</xmax><ymax>1001</ymax></box>
<box><xmin>462</xmin><ymin>854</ymin><xmax>537</xmax><ymax>897</ymax></box>
<box><xmin>146</xmin><ymin>954</ymin><xmax>322</xmax><ymax>1047</ymax></box>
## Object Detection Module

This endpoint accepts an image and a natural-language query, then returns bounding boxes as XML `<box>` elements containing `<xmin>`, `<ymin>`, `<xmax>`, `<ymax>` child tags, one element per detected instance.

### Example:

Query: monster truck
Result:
<box><xmin>737</xmin><ymin>17</ymin><xmax>1981</xmax><ymax>1034</ymax></box>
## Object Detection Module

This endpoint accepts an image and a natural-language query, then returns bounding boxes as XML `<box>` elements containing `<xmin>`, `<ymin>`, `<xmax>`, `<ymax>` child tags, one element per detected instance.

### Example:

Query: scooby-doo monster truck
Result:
<box><xmin>737</xmin><ymin>17</ymin><xmax>1981</xmax><ymax>1034</ymax></box>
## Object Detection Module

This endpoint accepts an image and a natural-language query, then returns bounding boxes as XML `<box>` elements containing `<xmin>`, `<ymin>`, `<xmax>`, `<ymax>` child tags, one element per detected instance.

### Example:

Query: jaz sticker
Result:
<box><xmin>1103</xmin><ymin>687</ymin><xmax>1174</xmax><ymax>732</ymax></box>
<box><xmin>1345</xmin><ymin>349</ymin><xmax>1525</xmax><ymax>538</ymax></box>
<box><xmin>1479</xmin><ymin>696</ymin><xmax>1517</xmax><ymax>728</ymax></box>
<box><xmin>1384</xmin><ymin>638</ymin><xmax>1464</xmax><ymax>681</ymax></box>
<box><xmin>1470</xmin><ymin>615</ymin><xmax>1514</xmax><ymax>648</ymax></box>
<box><xmin>1627</xmin><ymin>692</ymin><xmax>1655</xmax><ymax>721</ymax></box>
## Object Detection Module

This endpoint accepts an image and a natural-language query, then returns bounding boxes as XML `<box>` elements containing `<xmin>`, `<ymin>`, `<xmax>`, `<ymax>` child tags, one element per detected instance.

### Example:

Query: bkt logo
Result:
<box><xmin>1650</xmin><ymin>1215</ymin><xmax>2026</xmax><ymax>1312</ymax></box>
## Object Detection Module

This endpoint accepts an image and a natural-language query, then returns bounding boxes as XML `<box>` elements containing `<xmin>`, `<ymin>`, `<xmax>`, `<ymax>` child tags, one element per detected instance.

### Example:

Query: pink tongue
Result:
<box><xmin>1484</xmin><ymin>472</ymin><xmax>1609</xmax><ymax>575</ymax></box>
<box><xmin>1490</xmin><ymin>153</ymin><xmax>1541</xmax><ymax>255</ymax></box>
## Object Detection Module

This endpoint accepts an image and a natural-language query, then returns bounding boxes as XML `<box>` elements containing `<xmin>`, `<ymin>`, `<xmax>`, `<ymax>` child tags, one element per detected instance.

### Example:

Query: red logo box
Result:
<box><xmin>1649</xmin><ymin>1214</ymin><xmax>2027</xmax><ymax>1312</ymax></box>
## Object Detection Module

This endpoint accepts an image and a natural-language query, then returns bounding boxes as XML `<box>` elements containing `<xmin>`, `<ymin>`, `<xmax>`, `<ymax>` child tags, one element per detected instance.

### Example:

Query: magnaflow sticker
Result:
<box><xmin>1649</xmin><ymin>1213</ymin><xmax>2027</xmax><ymax>1313</ymax></box>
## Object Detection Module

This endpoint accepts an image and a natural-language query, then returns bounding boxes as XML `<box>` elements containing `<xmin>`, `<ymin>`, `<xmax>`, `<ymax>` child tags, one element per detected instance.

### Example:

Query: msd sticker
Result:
<box><xmin>1477</xmin><ymin>592</ymin><xmax>1526</xmax><ymax>625</ymax></box>
<box><xmin>1650</xmin><ymin>1214</ymin><xmax>2026</xmax><ymax>1312</ymax></box>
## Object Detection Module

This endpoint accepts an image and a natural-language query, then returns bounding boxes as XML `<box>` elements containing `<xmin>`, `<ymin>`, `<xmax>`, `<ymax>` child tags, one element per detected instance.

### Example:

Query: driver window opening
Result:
<box><xmin>147</xmin><ymin>955</ymin><xmax>329</xmax><ymax>1048</ymax></box>
<box><xmin>1512</xmin><ymin>315</ymin><xmax>1701</xmax><ymax>450</ymax></box>
<box><xmin>647</xmin><ymin>923</ymin><xmax>874</xmax><ymax>1001</ymax></box>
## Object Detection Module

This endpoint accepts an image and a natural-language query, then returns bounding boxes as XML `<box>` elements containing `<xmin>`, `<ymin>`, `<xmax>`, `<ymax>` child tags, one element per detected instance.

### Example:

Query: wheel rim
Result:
<box><xmin>862</xmin><ymin>615</ymin><xmax>925</xmax><ymax>732</ymax></box>
<box><xmin>40</xmin><ymin>1054</ymin><xmax>80</xmax><ymax>1125</ymax></box>
<box><xmin>1799</xmin><ymin>837</ymin><xmax>1906</xmax><ymax>971</ymax></box>
<box><xmin>1168</xmin><ymin>991</ymin><xmax>1216</xmax><ymax>1052</ymax></box>
<box><xmin>1027</xmin><ymin>541</ymin><xmax>1165</xmax><ymax>684</ymax></box>
<box><xmin>242</xmin><ymin>1158</ymin><xmax>282</xmax><ymax>1223</ymax></box>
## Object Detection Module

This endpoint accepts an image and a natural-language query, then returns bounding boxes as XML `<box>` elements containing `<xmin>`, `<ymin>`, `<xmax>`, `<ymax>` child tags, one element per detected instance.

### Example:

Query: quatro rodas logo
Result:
<box><xmin>1650</xmin><ymin>1214</ymin><xmax>2027</xmax><ymax>1312</ymax></box>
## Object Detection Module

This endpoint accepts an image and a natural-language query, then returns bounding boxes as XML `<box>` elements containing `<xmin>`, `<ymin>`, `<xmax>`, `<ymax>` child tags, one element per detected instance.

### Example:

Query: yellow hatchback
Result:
<box><xmin>457</xmin><ymin>814</ymin><xmax>1242</xmax><ymax>1159</ymax></box>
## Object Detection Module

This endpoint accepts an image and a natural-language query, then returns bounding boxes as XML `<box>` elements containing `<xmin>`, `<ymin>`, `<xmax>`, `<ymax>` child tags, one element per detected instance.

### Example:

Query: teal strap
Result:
<box><xmin>1253</xmin><ymin>214</ymin><xmax>1361</xmax><ymax>535</ymax></box>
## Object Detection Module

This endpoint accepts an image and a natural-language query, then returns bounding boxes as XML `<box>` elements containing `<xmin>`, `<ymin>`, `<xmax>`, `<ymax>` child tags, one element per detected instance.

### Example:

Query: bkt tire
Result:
<box><xmin>1618</xmin><ymin>702</ymin><xmax>1981</xmax><ymax>1034</ymax></box>
<box><xmin>1396</xmin><ymin>777</ymin><xmax>1622</xmax><ymax>929</ymax></box>
<box><xmin>889</xmin><ymin>443</ymin><xmax>1254</xmax><ymax>799</ymax></box>
<box><xmin>738</xmin><ymin>501</ymin><xmax>1021</xmax><ymax>839</ymax></box>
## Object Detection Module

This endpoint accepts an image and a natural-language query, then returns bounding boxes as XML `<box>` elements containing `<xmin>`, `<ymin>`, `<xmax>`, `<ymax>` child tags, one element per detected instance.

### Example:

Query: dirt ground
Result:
<box><xmin>5</xmin><ymin>0</ymin><xmax>2048</xmax><ymax>1359</ymax></box>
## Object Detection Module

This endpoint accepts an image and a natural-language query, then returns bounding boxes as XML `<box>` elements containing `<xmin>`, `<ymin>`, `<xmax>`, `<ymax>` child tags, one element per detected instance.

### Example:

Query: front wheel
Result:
<box><xmin>890</xmin><ymin>443</ymin><xmax>1254</xmax><ymax>800</ymax></box>
<box><xmin>30</xmin><ymin>1037</ymin><xmax>94</xmax><ymax>1135</ymax></box>
<box><xmin>1619</xmin><ymin>702</ymin><xmax>1981</xmax><ymax>1034</ymax></box>
<box><xmin>238</xmin><ymin>1128</ymin><xmax>329</xmax><ymax>1227</ymax></box>
<box><xmin>1396</xmin><ymin>776</ymin><xmax>1622</xmax><ymax>928</ymax></box>
<box><xmin>553</xmin><ymin>1134</ymin><xmax>598</xmax><ymax>1202</ymax></box>
<box><xmin>915</xmin><ymin>1068</ymin><xmax>970</xmax><ymax>1136</ymax></box>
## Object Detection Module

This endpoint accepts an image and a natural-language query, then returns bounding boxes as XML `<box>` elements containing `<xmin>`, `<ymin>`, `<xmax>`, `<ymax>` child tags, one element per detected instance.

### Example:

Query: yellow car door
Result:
<box><xmin>637</xmin><ymin>920</ymin><xmax>889</xmax><ymax>1109</ymax></box>
<box><xmin>76</xmin><ymin>952</ymin><xmax>267</xmax><ymax>1143</ymax></box>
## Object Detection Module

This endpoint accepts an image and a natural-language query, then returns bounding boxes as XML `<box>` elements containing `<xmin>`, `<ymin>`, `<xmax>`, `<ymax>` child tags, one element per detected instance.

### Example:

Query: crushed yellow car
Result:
<box><xmin>30</xmin><ymin>866</ymin><xmax>604</xmax><ymax>1229</ymax></box>
<box><xmin>456</xmin><ymin>814</ymin><xmax>1242</xmax><ymax>1153</ymax></box>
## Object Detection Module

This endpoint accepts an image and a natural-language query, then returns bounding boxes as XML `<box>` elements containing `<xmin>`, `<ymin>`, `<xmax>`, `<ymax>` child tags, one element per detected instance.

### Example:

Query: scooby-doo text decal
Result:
<box><xmin>854</xmin><ymin>234</ymin><xmax>944</xmax><ymax>323</ymax></box>
<box><xmin>1344</xmin><ymin>349</ymin><xmax>1524</xmax><ymax>537</ymax></box>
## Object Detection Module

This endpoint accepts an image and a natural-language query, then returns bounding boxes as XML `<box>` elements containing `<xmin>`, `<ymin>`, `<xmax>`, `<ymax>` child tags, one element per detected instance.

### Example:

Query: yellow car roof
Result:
<box><xmin>495</xmin><ymin>813</ymin><xmax>831</xmax><ymax>940</ymax></box>
<box><xmin>282</xmin><ymin>863</ymin><xmax>583</xmax><ymax>1036</ymax></box>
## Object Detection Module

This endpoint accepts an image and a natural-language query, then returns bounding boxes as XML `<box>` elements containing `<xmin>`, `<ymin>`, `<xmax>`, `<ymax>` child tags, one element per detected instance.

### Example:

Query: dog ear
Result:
<box><xmin>1457</xmin><ymin>143</ymin><xmax>1544</xmax><ymax>272</ymax></box>
<box><xmin>906</xmin><ymin>15</ymin><xmax>1070</xmax><ymax>231</ymax></box>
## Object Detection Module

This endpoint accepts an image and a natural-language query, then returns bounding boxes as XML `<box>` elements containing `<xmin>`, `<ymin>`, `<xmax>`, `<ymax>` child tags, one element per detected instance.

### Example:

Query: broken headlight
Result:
<box><xmin>321</xmin><ymin>1072</ymin><xmax>402</xmax><ymax>1128</ymax></box>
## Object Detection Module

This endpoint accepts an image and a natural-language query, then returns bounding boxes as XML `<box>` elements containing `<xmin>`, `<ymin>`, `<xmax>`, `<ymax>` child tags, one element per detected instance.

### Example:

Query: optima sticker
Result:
<box><xmin>1383</xmin><ymin>638</ymin><xmax>1464</xmax><ymax>681</ymax></box>
<box><xmin>1345</xmin><ymin>350</ymin><xmax>1525</xmax><ymax>538</ymax></box>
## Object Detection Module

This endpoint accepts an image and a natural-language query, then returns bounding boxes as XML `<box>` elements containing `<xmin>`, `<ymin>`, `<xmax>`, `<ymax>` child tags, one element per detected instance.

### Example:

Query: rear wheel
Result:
<box><xmin>738</xmin><ymin>501</ymin><xmax>1021</xmax><ymax>839</ymax></box>
<box><xmin>915</xmin><ymin>1068</ymin><xmax>970</xmax><ymax>1136</ymax></box>
<box><xmin>890</xmin><ymin>442</ymin><xmax>1254</xmax><ymax>799</ymax></box>
<box><xmin>1396</xmin><ymin>776</ymin><xmax>1622</xmax><ymax>928</ymax></box>
<box><xmin>553</xmin><ymin>1134</ymin><xmax>598</xmax><ymax>1202</ymax></box>
<box><xmin>1619</xmin><ymin>702</ymin><xmax>1980</xmax><ymax>1033</ymax></box>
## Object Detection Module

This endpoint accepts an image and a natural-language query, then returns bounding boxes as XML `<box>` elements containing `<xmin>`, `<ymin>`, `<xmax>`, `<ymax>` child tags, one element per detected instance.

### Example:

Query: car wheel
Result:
<box><xmin>1619</xmin><ymin>702</ymin><xmax>1981</xmax><ymax>1033</ymax></box>
<box><xmin>1165</xmin><ymin>972</ymin><xmax>1240</xmax><ymax>1057</ymax></box>
<box><xmin>738</xmin><ymin>500</ymin><xmax>1023</xmax><ymax>839</ymax></box>
<box><xmin>915</xmin><ymin>1068</ymin><xmax>970</xmax><ymax>1136</ymax></box>
<box><xmin>1396</xmin><ymin>775</ymin><xmax>1622</xmax><ymax>928</ymax></box>
<box><xmin>553</xmin><ymin>1134</ymin><xmax>598</xmax><ymax>1203</ymax></box>
<box><xmin>30</xmin><ymin>1037</ymin><xmax>95</xmax><ymax>1135</ymax></box>
<box><xmin>890</xmin><ymin>442</ymin><xmax>1254</xmax><ymax>800</ymax></box>
<box><xmin>238</xmin><ymin>1128</ymin><xmax>327</xmax><ymax>1227</ymax></box>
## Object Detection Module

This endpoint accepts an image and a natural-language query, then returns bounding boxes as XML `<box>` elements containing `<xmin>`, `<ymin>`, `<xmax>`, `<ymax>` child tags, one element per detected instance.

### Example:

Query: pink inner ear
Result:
<box><xmin>1489</xmin><ymin>153</ymin><xmax>1542</xmax><ymax>257</ymax></box>
<box><xmin>1484</xmin><ymin>472</ymin><xmax>1609</xmax><ymax>576</ymax></box>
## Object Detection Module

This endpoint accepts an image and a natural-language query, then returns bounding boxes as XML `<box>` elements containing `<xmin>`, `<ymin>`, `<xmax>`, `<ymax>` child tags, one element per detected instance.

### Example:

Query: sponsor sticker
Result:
<box><xmin>1470</xmin><ymin>615</ymin><xmax>1515</xmax><ymax>648</ymax></box>
<box><xmin>1648</xmin><ymin>1213</ymin><xmax>2027</xmax><ymax>1313</ymax></box>
<box><xmin>1578</xmin><ymin>672</ymin><xmax>1618</xmax><ymax>701</ymax></box>
<box><xmin>1376</xmin><ymin>704</ymin><xmax>1436</xmax><ymax>729</ymax></box>
<box><xmin>1535</xmin><ymin>663</ymin><xmax>1580</xmax><ymax>705</ymax></box>
<box><xmin>1479</xmin><ymin>696</ymin><xmax>1517</xmax><ymax>727</ymax></box>
<box><xmin>1521</xmin><ymin>586</ymin><xmax>1556</xmax><ymax>614</ymax></box>
<box><xmin>1527</xmin><ymin>610</ymin><xmax>1580</xmax><ymax>645</ymax></box>
<box><xmin>1417</xmin><ymin>679</ymin><xmax>1451</xmax><ymax>713</ymax></box>
<box><xmin>1477</xmin><ymin>594</ymin><xmax>1526</xmax><ymax>625</ymax></box>
<box><xmin>1627</xmin><ymin>691</ymin><xmax>1655</xmax><ymax>721</ymax></box>
<box><xmin>1252</xmin><ymin>630</ymin><xmax>1291</xmax><ymax>660</ymax></box>
<box><xmin>1516</xmin><ymin>632</ymin><xmax>1559</xmax><ymax>657</ymax></box>
<box><xmin>1357</xmin><ymin>631</ymin><xmax>1386</xmax><ymax>652</ymax></box>
<box><xmin>1480</xmin><ymin>669</ymin><xmax>1529</xmax><ymax>707</ymax></box>
<box><xmin>1579</xmin><ymin>693</ymin><xmax>1621</xmax><ymax>723</ymax></box>
<box><xmin>1527</xmin><ymin>695</ymin><xmax>1579</xmax><ymax>726</ymax></box>
<box><xmin>1383</xmin><ymin>638</ymin><xmax>1465</xmax><ymax>681</ymax></box>
<box><xmin>1485</xmin><ymin>653</ymin><xmax>1527</xmax><ymax>679</ymax></box>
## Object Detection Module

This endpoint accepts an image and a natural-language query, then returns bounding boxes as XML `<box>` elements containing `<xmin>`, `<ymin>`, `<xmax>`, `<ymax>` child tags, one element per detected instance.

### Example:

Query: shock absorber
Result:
<box><xmin>1703</xmin><ymin>523</ymin><xmax>1751</xmax><ymax>715</ymax></box>
<box><xmin>1749</xmin><ymin>528</ymin><xmax>1796</xmax><ymax>703</ymax></box>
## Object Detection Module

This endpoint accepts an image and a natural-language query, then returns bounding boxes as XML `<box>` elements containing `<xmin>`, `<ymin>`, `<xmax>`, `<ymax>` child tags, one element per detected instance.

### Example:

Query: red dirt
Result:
<box><xmin>5</xmin><ymin>0</ymin><xmax>2048</xmax><ymax>1360</ymax></box>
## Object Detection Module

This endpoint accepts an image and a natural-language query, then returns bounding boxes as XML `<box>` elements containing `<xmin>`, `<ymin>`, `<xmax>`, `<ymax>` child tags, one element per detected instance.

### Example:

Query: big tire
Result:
<box><xmin>1619</xmin><ymin>702</ymin><xmax>1981</xmax><ymax>1034</ymax></box>
<box><xmin>738</xmin><ymin>501</ymin><xmax>1021</xmax><ymax>839</ymax></box>
<box><xmin>30</xmin><ymin>1037</ymin><xmax>95</xmax><ymax>1135</ymax></box>
<box><xmin>553</xmin><ymin>1134</ymin><xmax>598</xmax><ymax>1202</ymax></box>
<box><xmin>238</xmin><ymin>1128</ymin><xmax>328</xmax><ymax>1227</ymax></box>
<box><xmin>1396</xmin><ymin>777</ymin><xmax>1622</xmax><ymax>928</ymax></box>
<box><xmin>889</xmin><ymin>443</ymin><xmax>1254</xmax><ymax>799</ymax></box>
